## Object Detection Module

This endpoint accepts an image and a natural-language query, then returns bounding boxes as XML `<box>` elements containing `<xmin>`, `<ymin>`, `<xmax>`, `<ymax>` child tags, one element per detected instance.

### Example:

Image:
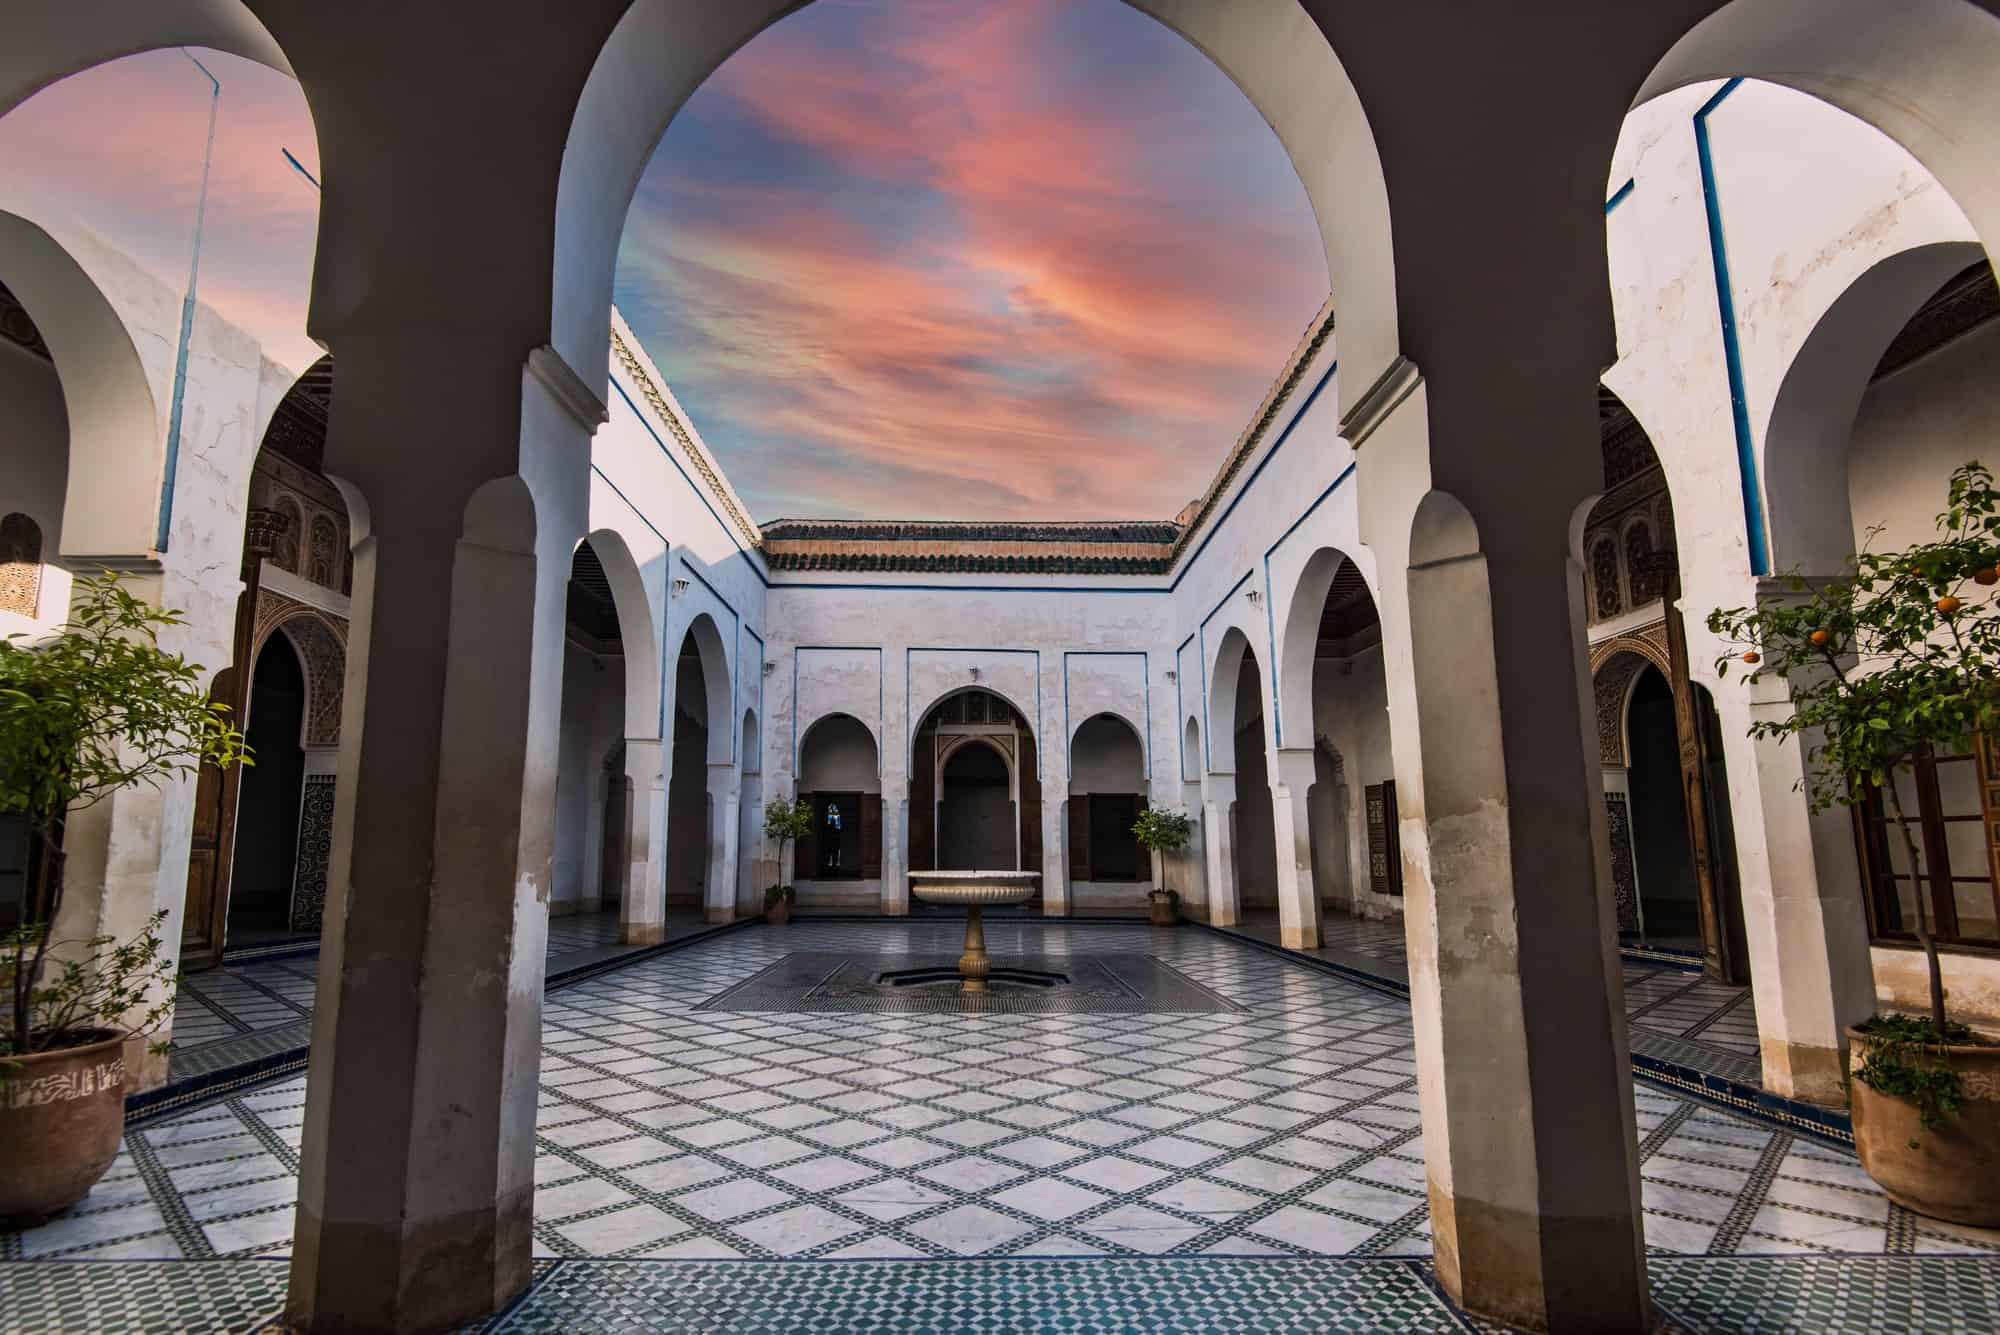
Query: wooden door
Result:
<box><xmin>862</xmin><ymin>795</ymin><xmax>883</xmax><ymax>879</ymax></box>
<box><xmin>1018</xmin><ymin>730</ymin><xmax>1041</xmax><ymax>872</ymax></box>
<box><xmin>181</xmin><ymin>667</ymin><xmax>243</xmax><ymax>971</ymax></box>
<box><xmin>1663</xmin><ymin>569</ymin><xmax>1743</xmax><ymax>982</ymax></box>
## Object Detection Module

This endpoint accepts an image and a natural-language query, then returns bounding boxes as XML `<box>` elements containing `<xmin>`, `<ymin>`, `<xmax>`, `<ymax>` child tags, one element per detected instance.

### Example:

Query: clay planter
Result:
<box><xmin>1148</xmin><ymin>892</ymin><xmax>1179</xmax><ymax>927</ymax></box>
<box><xmin>0</xmin><ymin>1030</ymin><xmax>128</xmax><ymax>1224</ymax></box>
<box><xmin>1847</xmin><ymin>1024</ymin><xmax>2000</xmax><ymax>1226</ymax></box>
<box><xmin>767</xmin><ymin>897</ymin><xmax>792</xmax><ymax>925</ymax></box>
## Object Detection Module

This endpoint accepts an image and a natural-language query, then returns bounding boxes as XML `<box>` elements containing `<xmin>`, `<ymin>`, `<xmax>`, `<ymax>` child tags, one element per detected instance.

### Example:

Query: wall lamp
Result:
<box><xmin>969</xmin><ymin>667</ymin><xmax>983</xmax><ymax>681</ymax></box>
<box><xmin>671</xmin><ymin>577</ymin><xmax>690</xmax><ymax>598</ymax></box>
<box><xmin>763</xmin><ymin>660</ymin><xmax>777</xmax><ymax>676</ymax></box>
<box><xmin>1245</xmin><ymin>588</ymin><xmax>1263</xmax><ymax>606</ymax></box>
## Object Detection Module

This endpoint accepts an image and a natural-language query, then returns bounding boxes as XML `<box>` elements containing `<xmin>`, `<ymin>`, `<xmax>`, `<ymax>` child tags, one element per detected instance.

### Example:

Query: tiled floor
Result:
<box><xmin>1231</xmin><ymin>909</ymin><xmax>1765</xmax><ymax>1086</ymax></box>
<box><xmin>163</xmin><ymin>911</ymin><xmax>673</xmax><ymax>1083</ymax></box>
<box><xmin>4</xmin><ymin>921</ymin><xmax>1995</xmax><ymax>1331</ymax></box>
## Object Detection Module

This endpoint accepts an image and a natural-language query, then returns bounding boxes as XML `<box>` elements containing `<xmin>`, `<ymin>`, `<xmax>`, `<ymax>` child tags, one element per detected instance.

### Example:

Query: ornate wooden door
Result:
<box><xmin>181</xmin><ymin>666</ymin><xmax>243</xmax><ymax>972</ymax></box>
<box><xmin>1663</xmin><ymin>569</ymin><xmax>1743</xmax><ymax>982</ymax></box>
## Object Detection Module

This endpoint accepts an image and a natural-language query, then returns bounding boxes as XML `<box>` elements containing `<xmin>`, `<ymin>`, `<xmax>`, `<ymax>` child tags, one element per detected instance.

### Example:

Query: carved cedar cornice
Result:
<box><xmin>610</xmin><ymin>330</ymin><xmax>763</xmax><ymax>553</ymax></box>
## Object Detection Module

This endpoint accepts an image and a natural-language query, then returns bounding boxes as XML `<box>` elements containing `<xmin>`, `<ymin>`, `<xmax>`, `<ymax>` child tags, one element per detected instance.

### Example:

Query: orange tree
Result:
<box><xmin>1707</xmin><ymin>463</ymin><xmax>1998</xmax><ymax>1128</ymax></box>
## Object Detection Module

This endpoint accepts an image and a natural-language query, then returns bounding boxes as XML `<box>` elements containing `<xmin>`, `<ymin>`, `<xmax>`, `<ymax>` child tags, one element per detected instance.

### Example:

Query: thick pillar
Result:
<box><xmin>1362</xmin><ymin>378</ymin><xmax>1647</xmax><ymax>1333</ymax></box>
<box><xmin>1039</xmin><ymin>791</ymin><xmax>1068</xmax><ymax>916</ymax></box>
<box><xmin>881</xmin><ymin>776</ymin><xmax>910</xmax><ymax>916</ymax></box>
<box><xmin>286</xmin><ymin>333</ymin><xmax>596</xmax><ymax>1334</ymax></box>
<box><xmin>705</xmin><ymin>763</ymin><xmax>738</xmax><ymax>923</ymax></box>
<box><xmin>1711</xmin><ymin>674</ymin><xmax>1876</xmax><ymax>1103</ymax></box>
<box><xmin>1202</xmin><ymin>774</ymin><xmax>1240</xmax><ymax>926</ymax></box>
<box><xmin>620</xmin><ymin>739</ymin><xmax>665</xmax><ymax>945</ymax></box>
<box><xmin>1269</xmin><ymin>749</ymin><xmax>1321</xmax><ymax>948</ymax></box>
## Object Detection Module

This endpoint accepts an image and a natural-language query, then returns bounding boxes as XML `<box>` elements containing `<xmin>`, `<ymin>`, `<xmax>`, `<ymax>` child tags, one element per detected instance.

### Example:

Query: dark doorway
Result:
<box><xmin>813</xmin><ymin>792</ymin><xmax>864</xmax><ymax>879</ymax></box>
<box><xmin>229</xmin><ymin>635</ymin><xmax>307</xmax><ymax>940</ymax></box>
<box><xmin>1628</xmin><ymin>666</ymin><xmax>1698</xmax><ymax>940</ymax></box>
<box><xmin>940</xmin><ymin>743</ymin><xmax>1014</xmax><ymax>870</ymax></box>
<box><xmin>1087</xmin><ymin>793</ymin><xmax>1142</xmax><ymax>881</ymax></box>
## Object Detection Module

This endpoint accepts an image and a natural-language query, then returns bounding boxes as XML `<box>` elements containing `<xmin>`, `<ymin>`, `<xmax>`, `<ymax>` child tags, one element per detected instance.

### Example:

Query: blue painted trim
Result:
<box><xmin>1256</xmin><ymin>463</ymin><xmax>1359</xmax><ymax>746</ymax></box>
<box><xmin>589</xmin><ymin>465</ymin><xmax>667</xmax><ymax>546</ymax></box>
<box><xmin>1060</xmin><ymin>651</ymin><xmax>1151</xmax><ymax>777</ymax></box>
<box><xmin>1692</xmin><ymin>77</ymin><xmax>1768</xmax><ymax>575</ymax></box>
<box><xmin>904</xmin><ymin>647</ymin><xmax>1042</xmax><ymax>782</ymax></box>
<box><xmin>776</xmin><ymin>581</ymin><xmax>1162</xmax><ymax>595</ymax></box>
<box><xmin>281</xmin><ymin>147</ymin><xmax>320</xmax><ymax>190</ymax></box>
<box><xmin>157</xmin><ymin>51</ymin><xmax>221</xmax><ymax>553</ymax></box>
<box><xmin>1603</xmin><ymin>177</ymin><xmax>1636</xmax><ymax>214</ymax></box>
<box><xmin>1166</xmin><ymin>355</ymin><xmax>1339</xmax><ymax>592</ymax></box>
<box><xmin>790</xmin><ymin>646</ymin><xmax>886</xmax><ymax>778</ymax></box>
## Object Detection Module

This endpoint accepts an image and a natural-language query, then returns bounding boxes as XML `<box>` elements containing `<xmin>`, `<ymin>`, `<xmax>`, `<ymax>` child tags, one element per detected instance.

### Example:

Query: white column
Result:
<box><xmin>705</xmin><ymin>762</ymin><xmax>738</xmax><ymax>923</ymax></box>
<box><xmin>1202</xmin><ymin>773</ymin><xmax>1240</xmax><ymax>926</ymax></box>
<box><xmin>288</xmin><ymin>333</ymin><xmax>595</xmax><ymax>1333</ymax></box>
<box><xmin>619</xmin><ymin>738</ymin><xmax>664</xmax><ymax>945</ymax></box>
<box><xmin>1269</xmin><ymin>748</ymin><xmax>1321</xmax><ymax>948</ymax></box>
<box><xmin>881</xmin><ymin>776</ymin><xmax>910</xmax><ymax>916</ymax></box>
<box><xmin>1039</xmin><ymin>792</ymin><xmax>1068</xmax><ymax>915</ymax></box>
<box><xmin>1713</xmin><ymin>675</ymin><xmax>1876</xmax><ymax>1103</ymax></box>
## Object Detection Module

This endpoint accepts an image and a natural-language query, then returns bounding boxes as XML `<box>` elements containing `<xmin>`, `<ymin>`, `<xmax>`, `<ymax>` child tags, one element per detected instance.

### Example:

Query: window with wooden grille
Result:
<box><xmin>1855</xmin><ymin>736</ymin><xmax>2000</xmax><ymax>949</ymax></box>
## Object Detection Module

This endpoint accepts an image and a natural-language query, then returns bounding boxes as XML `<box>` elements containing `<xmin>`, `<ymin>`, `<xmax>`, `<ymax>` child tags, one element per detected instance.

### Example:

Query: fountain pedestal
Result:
<box><xmin>907</xmin><ymin>871</ymin><xmax>1041</xmax><ymax>993</ymax></box>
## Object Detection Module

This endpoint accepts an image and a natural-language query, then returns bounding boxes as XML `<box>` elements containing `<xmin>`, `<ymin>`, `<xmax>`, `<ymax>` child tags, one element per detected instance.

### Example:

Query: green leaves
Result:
<box><xmin>0</xmin><ymin>572</ymin><xmax>248</xmax><ymax>828</ymax></box>
<box><xmin>1131</xmin><ymin>806</ymin><xmax>1194</xmax><ymax>853</ymax></box>
<box><xmin>762</xmin><ymin>797</ymin><xmax>813</xmax><ymax>844</ymax></box>
<box><xmin>1706</xmin><ymin>463</ymin><xmax>2000</xmax><ymax>818</ymax></box>
<box><xmin>0</xmin><ymin>911</ymin><xmax>179</xmax><ymax>1057</ymax></box>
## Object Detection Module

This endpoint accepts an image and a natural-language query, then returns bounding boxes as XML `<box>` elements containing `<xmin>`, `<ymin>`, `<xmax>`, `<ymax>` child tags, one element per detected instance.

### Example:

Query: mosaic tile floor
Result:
<box><xmin>1232</xmin><ymin>910</ymin><xmax>1765</xmax><ymax>1086</ymax></box>
<box><xmin>4</xmin><ymin>921</ymin><xmax>1996</xmax><ymax>1332</ymax></box>
<box><xmin>163</xmin><ymin>911</ymin><xmax>672</xmax><ymax>1082</ymax></box>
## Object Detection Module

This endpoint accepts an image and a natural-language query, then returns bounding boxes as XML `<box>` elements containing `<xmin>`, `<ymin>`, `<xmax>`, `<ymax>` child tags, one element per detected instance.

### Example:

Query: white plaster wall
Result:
<box><xmin>1068</xmin><ymin>714</ymin><xmax>1144</xmax><ymax>795</ymax></box>
<box><xmin>799</xmin><ymin>715</ymin><xmax>880</xmax><ymax>793</ymax></box>
<box><xmin>1847</xmin><ymin>319</ymin><xmax>2000</xmax><ymax>551</ymax></box>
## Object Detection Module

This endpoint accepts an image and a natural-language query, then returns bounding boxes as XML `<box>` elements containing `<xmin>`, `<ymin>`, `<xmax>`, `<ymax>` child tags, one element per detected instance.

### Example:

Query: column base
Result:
<box><xmin>620</xmin><ymin>923</ymin><xmax>666</xmax><ymax>946</ymax></box>
<box><xmin>1760</xmin><ymin>1037</ymin><xmax>1851</xmax><ymax>1107</ymax></box>
<box><xmin>705</xmin><ymin>907</ymin><xmax>736</xmax><ymax>925</ymax></box>
<box><xmin>123</xmin><ymin>1037</ymin><xmax>171</xmax><ymax>1094</ymax></box>
<box><xmin>1280</xmin><ymin>924</ymin><xmax>1320</xmax><ymax>950</ymax></box>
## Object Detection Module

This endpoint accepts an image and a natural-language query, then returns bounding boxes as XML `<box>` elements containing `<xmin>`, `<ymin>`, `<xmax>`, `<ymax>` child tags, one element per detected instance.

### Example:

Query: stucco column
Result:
<box><xmin>881</xmin><ymin>776</ymin><xmax>910</xmax><ymax>916</ymax></box>
<box><xmin>619</xmin><ymin>739</ymin><xmax>665</xmax><ymax>945</ymax></box>
<box><xmin>1039</xmin><ymin>791</ymin><xmax>1069</xmax><ymax>916</ymax></box>
<box><xmin>706</xmin><ymin>762</ymin><xmax>738</xmax><ymax>923</ymax></box>
<box><xmin>1201</xmin><ymin>773</ymin><xmax>1239</xmax><ymax>927</ymax></box>
<box><xmin>286</xmin><ymin>332</ymin><xmax>596</xmax><ymax>1334</ymax></box>
<box><xmin>1361</xmin><ymin>382</ymin><xmax>1646</xmax><ymax>1333</ymax></box>
<box><xmin>1177</xmin><ymin>779</ymin><xmax>1208</xmax><ymax>911</ymax></box>
<box><xmin>1712</xmin><ymin>676</ymin><xmax>1876</xmax><ymax>1103</ymax></box>
<box><xmin>1268</xmin><ymin>749</ymin><xmax>1321</xmax><ymax>948</ymax></box>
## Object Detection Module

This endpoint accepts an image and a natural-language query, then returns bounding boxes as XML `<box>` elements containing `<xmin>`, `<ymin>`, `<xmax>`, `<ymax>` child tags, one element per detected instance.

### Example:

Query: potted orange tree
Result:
<box><xmin>761</xmin><ymin>796</ymin><xmax>811</xmax><ymax>925</ymax></box>
<box><xmin>1708</xmin><ymin>462</ymin><xmax>1999</xmax><ymax>1225</ymax></box>
<box><xmin>1</xmin><ymin>574</ymin><xmax>245</xmax><ymax>1222</ymax></box>
<box><xmin>1133</xmin><ymin>807</ymin><xmax>1194</xmax><ymax>925</ymax></box>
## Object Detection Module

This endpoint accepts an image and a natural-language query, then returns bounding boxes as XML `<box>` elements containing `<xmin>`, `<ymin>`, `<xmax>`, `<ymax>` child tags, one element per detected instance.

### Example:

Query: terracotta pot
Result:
<box><xmin>0</xmin><ymin>1030</ymin><xmax>129</xmax><ymax>1224</ymax></box>
<box><xmin>1847</xmin><ymin>1024</ymin><xmax>2000</xmax><ymax>1226</ymax></box>
<box><xmin>767</xmin><ymin>898</ymin><xmax>792</xmax><ymax>925</ymax></box>
<box><xmin>1148</xmin><ymin>892</ymin><xmax>1179</xmax><ymax>927</ymax></box>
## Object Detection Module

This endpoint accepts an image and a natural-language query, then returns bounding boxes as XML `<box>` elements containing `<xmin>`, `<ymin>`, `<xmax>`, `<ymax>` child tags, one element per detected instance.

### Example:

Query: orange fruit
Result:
<box><xmin>1938</xmin><ymin>595</ymin><xmax>1963</xmax><ymax>615</ymax></box>
<box><xmin>1741</xmin><ymin>650</ymin><xmax>1761</xmax><ymax>665</ymax></box>
<box><xmin>1976</xmin><ymin>566</ymin><xmax>1999</xmax><ymax>586</ymax></box>
<box><xmin>1809</xmin><ymin>629</ymin><xmax>1832</xmax><ymax>646</ymax></box>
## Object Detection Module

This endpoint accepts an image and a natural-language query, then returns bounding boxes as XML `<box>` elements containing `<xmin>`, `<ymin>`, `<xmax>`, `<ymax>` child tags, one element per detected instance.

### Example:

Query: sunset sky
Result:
<box><xmin>0</xmin><ymin>0</ymin><xmax>1328</xmax><ymax>522</ymax></box>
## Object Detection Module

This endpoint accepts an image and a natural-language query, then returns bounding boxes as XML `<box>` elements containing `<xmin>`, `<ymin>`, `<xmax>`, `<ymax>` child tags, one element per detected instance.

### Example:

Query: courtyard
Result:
<box><xmin>4</xmin><ymin>921</ymin><xmax>1994</xmax><ymax>1332</ymax></box>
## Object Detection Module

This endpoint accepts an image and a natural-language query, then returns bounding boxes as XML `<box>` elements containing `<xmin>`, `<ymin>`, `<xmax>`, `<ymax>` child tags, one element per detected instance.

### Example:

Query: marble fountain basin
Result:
<box><xmin>907</xmin><ymin>870</ymin><xmax>1041</xmax><ymax>993</ymax></box>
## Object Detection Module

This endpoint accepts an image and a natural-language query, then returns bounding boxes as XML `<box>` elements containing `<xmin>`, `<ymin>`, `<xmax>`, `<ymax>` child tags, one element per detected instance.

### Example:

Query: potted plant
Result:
<box><xmin>1132</xmin><ymin>807</ymin><xmax>1195</xmax><ymax>926</ymax></box>
<box><xmin>762</xmin><ymin>797</ymin><xmax>812</xmax><ymax>925</ymax></box>
<box><xmin>1</xmin><ymin>574</ymin><xmax>245</xmax><ymax>1222</ymax></box>
<box><xmin>1707</xmin><ymin>461</ymin><xmax>1999</xmax><ymax>1225</ymax></box>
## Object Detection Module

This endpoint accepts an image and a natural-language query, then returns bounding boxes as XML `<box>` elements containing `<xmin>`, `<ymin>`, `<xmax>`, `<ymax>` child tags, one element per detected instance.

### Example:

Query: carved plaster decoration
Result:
<box><xmin>1591</xmin><ymin>537</ymin><xmax>1623</xmax><ymax>620</ymax></box>
<box><xmin>253</xmin><ymin>590</ymin><xmax>349</xmax><ymax>748</ymax></box>
<box><xmin>1605</xmin><ymin>790</ymin><xmax>1640</xmax><ymax>933</ymax></box>
<box><xmin>290</xmin><ymin>775</ymin><xmax>336</xmax><ymax>933</ymax></box>
<box><xmin>0</xmin><ymin>512</ymin><xmax>44</xmax><ymax>618</ymax></box>
<box><xmin>611</xmin><ymin>331</ymin><xmax>763</xmax><ymax>552</ymax></box>
<box><xmin>1592</xmin><ymin>651</ymin><xmax>1652</xmax><ymax>767</ymax></box>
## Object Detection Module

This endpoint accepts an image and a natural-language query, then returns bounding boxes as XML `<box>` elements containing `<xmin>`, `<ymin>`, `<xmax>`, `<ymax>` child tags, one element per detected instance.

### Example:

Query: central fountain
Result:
<box><xmin>906</xmin><ymin>869</ymin><xmax>1041</xmax><ymax>992</ymax></box>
